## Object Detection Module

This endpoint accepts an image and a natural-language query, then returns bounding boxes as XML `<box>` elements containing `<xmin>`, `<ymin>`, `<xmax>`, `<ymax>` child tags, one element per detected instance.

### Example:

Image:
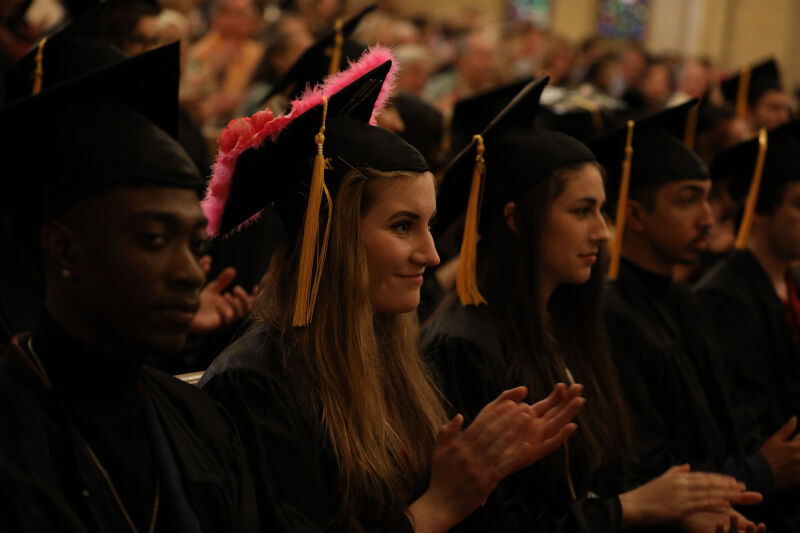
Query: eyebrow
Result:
<box><xmin>128</xmin><ymin>210</ymin><xmax>208</xmax><ymax>228</ymax></box>
<box><xmin>677</xmin><ymin>185</ymin><xmax>706</xmax><ymax>194</ymax></box>
<box><xmin>388</xmin><ymin>209</ymin><xmax>438</xmax><ymax>221</ymax></box>
<box><xmin>573</xmin><ymin>197</ymin><xmax>604</xmax><ymax>205</ymax></box>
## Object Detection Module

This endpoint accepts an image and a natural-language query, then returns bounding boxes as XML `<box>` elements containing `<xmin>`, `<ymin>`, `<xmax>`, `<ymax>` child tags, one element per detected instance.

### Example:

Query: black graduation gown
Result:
<box><xmin>422</xmin><ymin>304</ymin><xmax>625</xmax><ymax>533</ymax></box>
<box><xmin>200</xmin><ymin>322</ymin><xmax>512</xmax><ymax>533</ymax></box>
<box><xmin>0</xmin><ymin>318</ymin><xmax>259</xmax><ymax>533</ymax></box>
<box><xmin>695</xmin><ymin>249</ymin><xmax>800</xmax><ymax>529</ymax></box>
<box><xmin>603</xmin><ymin>260</ymin><xmax>774</xmax><ymax>492</ymax></box>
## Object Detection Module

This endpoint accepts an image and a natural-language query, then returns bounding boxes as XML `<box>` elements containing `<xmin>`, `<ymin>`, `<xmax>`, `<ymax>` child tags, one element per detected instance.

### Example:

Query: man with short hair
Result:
<box><xmin>0</xmin><ymin>36</ymin><xmax>259</xmax><ymax>533</ymax></box>
<box><xmin>720</xmin><ymin>59</ymin><xmax>791</xmax><ymax>134</ymax></box>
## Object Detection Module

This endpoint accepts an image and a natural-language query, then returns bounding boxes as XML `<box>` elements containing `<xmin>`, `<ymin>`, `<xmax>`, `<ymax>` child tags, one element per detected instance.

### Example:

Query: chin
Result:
<box><xmin>372</xmin><ymin>294</ymin><xmax>421</xmax><ymax>314</ymax></box>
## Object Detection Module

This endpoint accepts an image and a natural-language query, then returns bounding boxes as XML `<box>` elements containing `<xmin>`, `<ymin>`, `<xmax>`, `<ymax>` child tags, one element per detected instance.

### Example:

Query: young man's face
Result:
<box><xmin>58</xmin><ymin>185</ymin><xmax>207</xmax><ymax>356</ymax></box>
<box><xmin>635</xmin><ymin>180</ymin><xmax>714</xmax><ymax>266</ymax></box>
<box><xmin>759</xmin><ymin>182</ymin><xmax>800</xmax><ymax>262</ymax></box>
<box><xmin>751</xmin><ymin>89</ymin><xmax>791</xmax><ymax>131</ymax></box>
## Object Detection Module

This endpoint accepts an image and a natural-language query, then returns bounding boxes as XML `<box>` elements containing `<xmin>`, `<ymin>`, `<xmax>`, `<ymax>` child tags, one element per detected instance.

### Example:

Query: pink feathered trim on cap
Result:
<box><xmin>202</xmin><ymin>45</ymin><xmax>398</xmax><ymax>237</ymax></box>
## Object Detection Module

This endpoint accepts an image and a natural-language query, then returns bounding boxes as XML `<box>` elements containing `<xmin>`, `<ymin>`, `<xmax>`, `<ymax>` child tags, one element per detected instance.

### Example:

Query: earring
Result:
<box><xmin>60</xmin><ymin>268</ymin><xmax>72</xmax><ymax>279</ymax></box>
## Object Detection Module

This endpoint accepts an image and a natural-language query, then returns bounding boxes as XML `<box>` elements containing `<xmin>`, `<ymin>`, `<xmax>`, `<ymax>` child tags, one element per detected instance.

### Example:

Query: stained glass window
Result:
<box><xmin>506</xmin><ymin>0</ymin><xmax>553</xmax><ymax>28</ymax></box>
<box><xmin>596</xmin><ymin>0</ymin><xmax>651</xmax><ymax>41</ymax></box>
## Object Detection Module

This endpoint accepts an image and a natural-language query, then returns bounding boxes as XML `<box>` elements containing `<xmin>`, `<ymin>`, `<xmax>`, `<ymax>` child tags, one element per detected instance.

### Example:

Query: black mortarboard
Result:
<box><xmin>438</xmin><ymin>77</ymin><xmax>598</xmax><ymax>304</ymax></box>
<box><xmin>588</xmin><ymin>99</ymin><xmax>706</xmax><ymax>203</ymax></box>
<box><xmin>720</xmin><ymin>58</ymin><xmax>783</xmax><ymax>116</ymax></box>
<box><xmin>713</xmin><ymin>120</ymin><xmax>800</xmax><ymax>213</ymax></box>
<box><xmin>587</xmin><ymin>99</ymin><xmax>706</xmax><ymax>278</ymax></box>
<box><xmin>261</xmin><ymin>3</ymin><xmax>375</xmax><ymax>104</ymax></box>
<box><xmin>449</xmin><ymin>77</ymin><xmax>533</xmax><ymax>156</ymax></box>
<box><xmin>1</xmin><ymin>43</ymin><xmax>199</xmax><ymax>234</ymax></box>
<box><xmin>204</xmin><ymin>49</ymin><xmax>428</xmax><ymax>325</ymax></box>
<box><xmin>393</xmin><ymin>91</ymin><xmax>445</xmax><ymax>171</ymax></box>
<box><xmin>5</xmin><ymin>4</ymin><xmax>178</xmax><ymax>137</ymax></box>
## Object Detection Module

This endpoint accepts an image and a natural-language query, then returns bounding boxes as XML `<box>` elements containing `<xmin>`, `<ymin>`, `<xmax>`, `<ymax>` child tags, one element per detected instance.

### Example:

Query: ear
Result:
<box><xmin>504</xmin><ymin>201</ymin><xmax>518</xmax><ymax>233</ymax></box>
<box><xmin>40</xmin><ymin>221</ymin><xmax>79</xmax><ymax>280</ymax></box>
<box><xmin>625</xmin><ymin>199</ymin><xmax>647</xmax><ymax>233</ymax></box>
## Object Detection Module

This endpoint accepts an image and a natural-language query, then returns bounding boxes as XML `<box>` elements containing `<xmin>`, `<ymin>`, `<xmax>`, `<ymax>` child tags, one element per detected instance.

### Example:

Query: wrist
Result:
<box><xmin>618</xmin><ymin>490</ymin><xmax>643</xmax><ymax>530</ymax></box>
<box><xmin>408</xmin><ymin>492</ymin><xmax>456</xmax><ymax>533</ymax></box>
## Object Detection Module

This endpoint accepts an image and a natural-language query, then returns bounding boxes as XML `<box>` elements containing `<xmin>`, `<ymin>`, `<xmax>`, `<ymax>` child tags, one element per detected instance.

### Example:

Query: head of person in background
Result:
<box><xmin>395</xmin><ymin>43</ymin><xmax>433</xmax><ymax>95</ymax></box>
<box><xmin>256</xmin><ymin>15</ymin><xmax>314</xmax><ymax>85</ymax></box>
<box><xmin>721</xmin><ymin>58</ymin><xmax>792</xmax><ymax>134</ymax></box>
<box><xmin>104</xmin><ymin>0</ymin><xmax>161</xmax><ymax>56</ymax></box>
<box><xmin>210</xmin><ymin>0</ymin><xmax>260</xmax><ymax>41</ymax></box>
<box><xmin>455</xmin><ymin>29</ymin><xmax>501</xmax><ymax>94</ymax></box>
<box><xmin>291</xmin><ymin>0</ymin><xmax>345</xmax><ymax>37</ymax></box>
<box><xmin>539</xmin><ymin>35</ymin><xmax>575</xmax><ymax>88</ymax></box>
<box><xmin>676</xmin><ymin>57</ymin><xmax>713</xmax><ymax>101</ymax></box>
<box><xmin>637</xmin><ymin>58</ymin><xmax>674</xmax><ymax>114</ymax></box>
<box><xmin>619</xmin><ymin>42</ymin><xmax>648</xmax><ymax>96</ymax></box>
<box><xmin>583</xmin><ymin>52</ymin><xmax>621</xmax><ymax>95</ymax></box>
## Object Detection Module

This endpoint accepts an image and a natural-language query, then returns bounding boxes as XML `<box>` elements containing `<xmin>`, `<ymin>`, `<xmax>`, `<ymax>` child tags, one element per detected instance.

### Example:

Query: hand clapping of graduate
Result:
<box><xmin>407</xmin><ymin>384</ymin><xmax>584</xmax><ymax>533</ymax></box>
<box><xmin>758</xmin><ymin>415</ymin><xmax>800</xmax><ymax>491</ymax></box>
<box><xmin>190</xmin><ymin>256</ymin><xmax>256</xmax><ymax>333</ymax></box>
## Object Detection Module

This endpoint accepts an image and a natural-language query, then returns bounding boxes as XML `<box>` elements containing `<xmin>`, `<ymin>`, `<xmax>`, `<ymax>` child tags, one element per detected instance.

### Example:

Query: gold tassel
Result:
<box><xmin>292</xmin><ymin>97</ymin><xmax>334</xmax><ymax>326</ymax></box>
<box><xmin>735</xmin><ymin>128</ymin><xmax>768</xmax><ymax>250</ymax></box>
<box><xmin>608</xmin><ymin>121</ymin><xmax>635</xmax><ymax>281</ymax></box>
<box><xmin>32</xmin><ymin>37</ymin><xmax>48</xmax><ymax>96</ymax></box>
<box><xmin>456</xmin><ymin>134</ymin><xmax>488</xmax><ymax>306</ymax></box>
<box><xmin>735</xmin><ymin>67</ymin><xmax>751</xmax><ymax>119</ymax></box>
<box><xmin>684</xmin><ymin>101</ymin><xmax>700</xmax><ymax>150</ymax></box>
<box><xmin>327</xmin><ymin>18</ymin><xmax>344</xmax><ymax>77</ymax></box>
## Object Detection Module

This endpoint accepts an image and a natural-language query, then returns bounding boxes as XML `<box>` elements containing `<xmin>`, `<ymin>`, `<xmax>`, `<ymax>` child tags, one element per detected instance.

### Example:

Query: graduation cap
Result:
<box><xmin>587</xmin><ymin>99</ymin><xmax>705</xmax><ymax>279</ymax></box>
<box><xmin>710</xmin><ymin>119</ymin><xmax>800</xmax><ymax>248</ymax></box>
<box><xmin>5</xmin><ymin>3</ymin><xmax>179</xmax><ymax>137</ymax></box>
<box><xmin>1</xmin><ymin>42</ymin><xmax>199</xmax><ymax>243</ymax></box>
<box><xmin>449</xmin><ymin>77</ymin><xmax>534</xmax><ymax>156</ymax></box>
<box><xmin>720</xmin><ymin>58</ymin><xmax>782</xmax><ymax>118</ymax></box>
<box><xmin>261</xmin><ymin>3</ymin><xmax>375</xmax><ymax>105</ymax></box>
<box><xmin>203</xmin><ymin>46</ymin><xmax>427</xmax><ymax>325</ymax></box>
<box><xmin>438</xmin><ymin>77</ymin><xmax>598</xmax><ymax>305</ymax></box>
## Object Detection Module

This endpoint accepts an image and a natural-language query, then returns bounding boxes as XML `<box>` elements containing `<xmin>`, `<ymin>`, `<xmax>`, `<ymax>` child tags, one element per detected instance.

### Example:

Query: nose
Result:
<box><xmin>170</xmin><ymin>245</ymin><xmax>206</xmax><ymax>291</ymax></box>
<box><xmin>412</xmin><ymin>231</ymin><xmax>441</xmax><ymax>268</ymax></box>
<box><xmin>698</xmin><ymin>198</ymin><xmax>714</xmax><ymax>230</ymax></box>
<box><xmin>591</xmin><ymin>212</ymin><xmax>611</xmax><ymax>245</ymax></box>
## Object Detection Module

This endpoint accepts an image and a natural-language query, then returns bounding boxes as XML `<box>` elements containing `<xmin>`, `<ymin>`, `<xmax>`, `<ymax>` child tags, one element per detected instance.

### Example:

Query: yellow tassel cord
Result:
<box><xmin>327</xmin><ymin>18</ymin><xmax>344</xmax><ymax>77</ymax></box>
<box><xmin>292</xmin><ymin>96</ymin><xmax>334</xmax><ymax>326</ymax></box>
<box><xmin>32</xmin><ymin>37</ymin><xmax>48</xmax><ymax>95</ymax></box>
<box><xmin>684</xmin><ymin>102</ymin><xmax>700</xmax><ymax>150</ymax></box>
<box><xmin>456</xmin><ymin>134</ymin><xmax>488</xmax><ymax>306</ymax></box>
<box><xmin>563</xmin><ymin>367</ymin><xmax>577</xmax><ymax>500</ymax></box>
<box><xmin>735</xmin><ymin>67</ymin><xmax>751</xmax><ymax>119</ymax></box>
<box><xmin>608</xmin><ymin>121</ymin><xmax>635</xmax><ymax>281</ymax></box>
<box><xmin>735</xmin><ymin>128</ymin><xmax>768</xmax><ymax>250</ymax></box>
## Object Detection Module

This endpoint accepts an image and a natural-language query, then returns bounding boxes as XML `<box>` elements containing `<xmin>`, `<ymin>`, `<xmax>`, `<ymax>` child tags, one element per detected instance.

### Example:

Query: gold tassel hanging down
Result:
<box><xmin>735</xmin><ymin>67</ymin><xmax>752</xmax><ymax>119</ymax></box>
<box><xmin>293</xmin><ymin>96</ymin><xmax>334</xmax><ymax>326</ymax></box>
<box><xmin>327</xmin><ymin>18</ymin><xmax>344</xmax><ymax>77</ymax></box>
<box><xmin>456</xmin><ymin>134</ymin><xmax>488</xmax><ymax>306</ymax></box>
<box><xmin>684</xmin><ymin>101</ymin><xmax>700</xmax><ymax>150</ymax></box>
<box><xmin>32</xmin><ymin>37</ymin><xmax>48</xmax><ymax>95</ymax></box>
<box><xmin>608</xmin><ymin>121</ymin><xmax>635</xmax><ymax>281</ymax></box>
<box><xmin>735</xmin><ymin>128</ymin><xmax>768</xmax><ymax>250</ymax></box>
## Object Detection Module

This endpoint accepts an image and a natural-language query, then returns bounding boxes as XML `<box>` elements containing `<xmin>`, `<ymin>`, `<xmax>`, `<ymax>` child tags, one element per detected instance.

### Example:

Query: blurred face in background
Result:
<box><xmin>213</xmin><ymin>0</ymin><xmax>259</xmax><ymax>40</ymax></box>
<box><xmin>457</xmin><ymin>32</ymin><xmax>500</xmax><ymax>92</ymax></box>
<box><xmin>751</xmin><ymin>89</ymin><xmax>791</xmax><ymax>131</ymax></box>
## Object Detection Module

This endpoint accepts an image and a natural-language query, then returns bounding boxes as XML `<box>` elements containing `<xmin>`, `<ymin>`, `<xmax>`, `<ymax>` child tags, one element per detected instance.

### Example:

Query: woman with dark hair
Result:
<box><xmin>423</xmin><ymin>79</ymin><xmax>764</xmax><ymax>533</ymax></box>
<box><xmin>197</xmin><ymin>49</ymin><xmax>584</xmax><ymax>533</ymax></box>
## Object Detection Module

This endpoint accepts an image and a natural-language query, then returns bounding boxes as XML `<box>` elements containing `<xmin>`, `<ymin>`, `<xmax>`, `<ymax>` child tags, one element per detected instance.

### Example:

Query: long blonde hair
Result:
<box><xmin>256</xmin><ymin>168</ymin><xmax>447</xmax><ymax>530</ymax></box>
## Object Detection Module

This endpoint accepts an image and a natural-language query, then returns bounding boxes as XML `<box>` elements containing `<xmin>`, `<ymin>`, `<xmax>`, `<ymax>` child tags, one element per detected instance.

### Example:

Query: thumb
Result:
<box><xmin>665</xmin><ymin>463</ymin><xmax>691</xmax><ymax>475</ymax></box>
<box><xmin>777</xmin><ymin>416</ymin><xmax>797</xmax><ymax>441</ymax></box>
<box><xmin>495</xmin><ymin>386</ymin><xmax>528</xmax><ymax>404</ymax></box>
<box><xmin>207</xmin><ymin>266</ymin><xmax>237</xmax><ymax>293</ymax></box>
<box><xmin>435</xmin><ymin>414</ymin><xmax>463</xmax><ymax>448</ymax></box>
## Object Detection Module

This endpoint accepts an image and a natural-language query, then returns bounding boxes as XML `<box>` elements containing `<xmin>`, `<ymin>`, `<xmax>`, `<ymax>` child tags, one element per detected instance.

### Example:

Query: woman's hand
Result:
<box><xmin>680</xmin><ymin>508</ymin><xmax>766</xmax><ymax>533</ymax></box>
<box><xmin>408</xmin><ymin>384</ymin><xmax>584</xmax><ymax>533</ymax></box>
<box><xmin>619</xmin><ymin>464</ymin><xmax>763</xmax><ymax>529</ymax></box>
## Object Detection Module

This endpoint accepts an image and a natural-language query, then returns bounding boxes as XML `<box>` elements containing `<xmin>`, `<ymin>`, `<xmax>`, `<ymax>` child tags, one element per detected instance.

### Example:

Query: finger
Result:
<box><xmin>541</xmin><ymin>397</ymin><xmax>585</xmax><ymax>436</ymax></box>
<box><xmin>530</xmin><ymin>383</ymin><xmax>565</xmax><ymax>417</ymax></box>
<box><xmin>727</xmin><ymin>491</ymin><xmax>763</xmax><ymax>506</ymax></box>
<box><xmin>530</xmin><ymin>422</ymin><xmax>578</xmax><ymax>463</ymax></box>
<box><xmin>461</xmin><ymin>399</ymin><xmax>524</xmax><ymax>451</ymax></box>
<box><xmin>685</xmin><ymin>472</ymin><xmax>744</xmax><ymax>490</ymax></box>
<box><xmin>494</xmin><ymin>386</ymin><xmax>528</xmax><ymax>405</ymax></box>
<box><xmin>208</xmin><ymin>266</ymin><xmax>237</xmax><ymax>293</ymax></box>
<box><xmin>777</xmin><ymin>416</ymin><xmax>797</xmax><ymax>440</ymax></box>
<box><xmin>224</xmin><ymin>292</ymin><xmax>247</xmax><ymax>319</ymax></box>
<box><xmin>687</xmin><ymin>498</ymin><xmax>732</xmax><ymax>514</ymax></box>
<box><xmin>215</xmin><ymin>299</ymin><xmax>236</xmax><ymax>326</ymax></box>
<box><xmin>435</xmin><ymin>415</ymin><xmax>463</xmax><ymax>449</ymax></box>
<box><xmin>233</xmin><ymin>285</ymin><xmax>254</xmax><ymax>311</ymax></box>
<box><xmin>200</xmin><ymin>255</ymin><xmax>212</xmax><ymax>274</ymax></box>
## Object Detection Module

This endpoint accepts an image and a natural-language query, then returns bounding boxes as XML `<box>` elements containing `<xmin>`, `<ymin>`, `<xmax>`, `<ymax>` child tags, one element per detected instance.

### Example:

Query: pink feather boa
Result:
<box><xmin>203</xmin><ymin>45</ymin><xmax>398</xmax><ymax>237</ymax></box>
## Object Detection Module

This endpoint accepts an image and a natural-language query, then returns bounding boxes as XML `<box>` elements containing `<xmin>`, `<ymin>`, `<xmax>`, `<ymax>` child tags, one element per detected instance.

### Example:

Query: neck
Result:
<box><xmin>749</xmin><ymin>236</ymin><xmax>792</xmax><ymax>299</ymax></box>
<box><xmin>621</xmin><ymin>237</ymin><xmax>674</xmax><ymax>277</ymax></box>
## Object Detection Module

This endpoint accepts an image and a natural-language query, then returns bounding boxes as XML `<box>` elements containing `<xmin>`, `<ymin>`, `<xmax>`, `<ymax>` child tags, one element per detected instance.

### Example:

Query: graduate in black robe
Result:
<box><xmin>589</xmin><ymin>102</ymin><xmax>782</xmax><ymax>530</ymax></box>
<box><xmin>198</xmin><ymin>50</ymin><xmax>583</xmax><ymax>533</ymax></box>
<box><xmin>0</xmin><ymin>42</ymin><xmax>259</xmax><ymax>533</ymax></box>
<box><xmin>695</xmin><ymin>120</ymin><xmax>800</xmax><ymax>528</ymax></box>
<box><xmin>425</xmin><ymin>82</ymin><xmax>762</xmax><ymax>533</ymax></box>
